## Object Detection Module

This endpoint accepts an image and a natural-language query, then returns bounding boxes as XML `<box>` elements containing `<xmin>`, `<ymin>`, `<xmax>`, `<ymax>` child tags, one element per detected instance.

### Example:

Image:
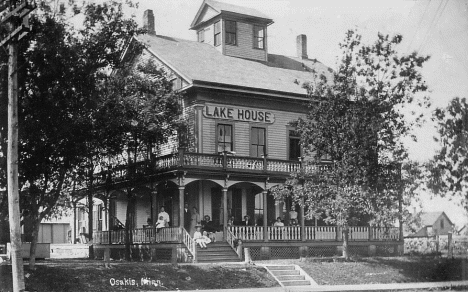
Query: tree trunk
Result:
<box><xmin>342</xmin><ymin>226</ymin><xmax>349</xmax><ymax>260</ymax></box>
<box><xmin>88</xmin><ymin>190</ymin><xmax>94</xmax><ymax>259</ymax></box>
<box><xmin>28</xmin><ymin>218</ymin><xmax>40</xmax><ymax>270</ymax></box>
<box><xmin>124</xmin><ymin>190</ymin><xmax>135</xmax><ymax>261</ymax></box>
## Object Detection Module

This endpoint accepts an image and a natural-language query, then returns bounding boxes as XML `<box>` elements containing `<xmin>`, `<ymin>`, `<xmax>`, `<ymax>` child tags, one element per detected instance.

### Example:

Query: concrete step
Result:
<box><xmin>266</xmin><ymin>265</ymin><xmax>296</xmax><ymax>270</ymax></box>
<box><xmin>197</xmin><ymin>257</ymin><xmax>240</xmax><ymax>263</ymax></box>
<box><xmin>282</xmin><ymin>280</ymin><xmax>311</xmax><ymax>286</ymax></box>
<box><xmin>276</xmin><ymin>275</ymin><xmax>305</xmax><ymax>281</ymax></box>
<box><xmin>271</xmin><ymin>270</ymin><xmax>300</xmax><ymax>276</ymax></box>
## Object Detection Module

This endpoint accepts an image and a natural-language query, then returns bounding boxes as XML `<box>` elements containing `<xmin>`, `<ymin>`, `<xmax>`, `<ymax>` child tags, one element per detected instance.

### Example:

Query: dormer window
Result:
<box><xmin>198</xmin><ymin>29</ymin><xmax>205</xmax><ymax>42</ymax></box>
<box><xmin>214</xmin><ymin>21</ymin><xmax>221</xmax><ymax>46</ymax></box>
<box><xmin>253</xmin><ymin>25</ymin><xmax>265</xmax><ymax>49</ymax></box>
<box><xmin>225</xmin><ymin>20</ymin><xmax>237</xmax><ymax>45</ymax></box>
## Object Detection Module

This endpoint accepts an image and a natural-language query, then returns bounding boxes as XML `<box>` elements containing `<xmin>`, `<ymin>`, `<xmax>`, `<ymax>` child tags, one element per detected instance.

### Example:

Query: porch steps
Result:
<box><xmin>195</xmin><ymin>242</ymin><xmax>240</xmax><ymax>263</ymax></box>
<box><xmin>263</xmin><ymin>265</ymin><xmax>318</xmax><ymax>287</ymax></box>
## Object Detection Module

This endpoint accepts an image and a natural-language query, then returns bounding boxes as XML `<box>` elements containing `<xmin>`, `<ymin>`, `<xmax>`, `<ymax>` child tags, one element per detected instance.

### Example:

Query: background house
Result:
<box><xmin>409</xmin><ymin>211</ymin><xmax>454</xmax><ymax>237</ymax></box>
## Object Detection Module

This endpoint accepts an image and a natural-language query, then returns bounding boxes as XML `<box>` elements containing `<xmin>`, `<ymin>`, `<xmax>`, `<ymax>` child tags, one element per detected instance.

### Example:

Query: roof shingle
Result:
<box><xmin>137</xmin><ymin>34</ymin><xmax>333</xmax><ymax>96</ymax></box>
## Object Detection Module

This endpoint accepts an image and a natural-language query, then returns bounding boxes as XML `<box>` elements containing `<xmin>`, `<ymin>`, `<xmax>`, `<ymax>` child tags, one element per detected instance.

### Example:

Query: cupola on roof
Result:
<box><xmin>190</xmin><ymin>0</ymin><xmax>274</xmax><ymax>30</ymax></box>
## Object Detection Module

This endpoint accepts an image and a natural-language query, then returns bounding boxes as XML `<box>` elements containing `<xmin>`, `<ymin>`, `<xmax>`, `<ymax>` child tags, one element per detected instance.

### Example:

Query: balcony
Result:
<box><xmin>94</xmin><ymin>150</ymin><xmax>332</xmax><ymax>186</ymax></box>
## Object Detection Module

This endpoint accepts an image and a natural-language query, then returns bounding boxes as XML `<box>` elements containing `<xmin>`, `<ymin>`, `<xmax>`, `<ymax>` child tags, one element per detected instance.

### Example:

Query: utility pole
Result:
<box><xmin>1</xmin><ymin>1</ymin><xmax>35</xmax><ymax>291</ymax></box>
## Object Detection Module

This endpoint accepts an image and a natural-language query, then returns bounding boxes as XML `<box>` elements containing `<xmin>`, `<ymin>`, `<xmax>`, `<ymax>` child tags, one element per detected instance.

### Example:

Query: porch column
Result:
<box><xmin>179</xmin><ymin>186</ymin><xmax>185</xmax><ymax>228</ymax></box>
<box><xmin>222</xmin><ymin>188</ymin><xmax>228</xmax><ymax>240</ymax></box>
<box><xmin>300</xmin><ymin>197</ymin><xmax>305</xmax><ymax>241</ymax></box>
<box><xmin>263</xmin><ymin>191</ymin><xmax>268</xmax><ymax>242</ymax></box>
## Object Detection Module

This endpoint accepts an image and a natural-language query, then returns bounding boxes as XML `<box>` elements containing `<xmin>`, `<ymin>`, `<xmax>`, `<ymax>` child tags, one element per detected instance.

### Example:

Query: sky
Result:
<box><xmin>98</xmin><ymin>0</ymin><xmax>468</xmax><ymax>227</ymax></box>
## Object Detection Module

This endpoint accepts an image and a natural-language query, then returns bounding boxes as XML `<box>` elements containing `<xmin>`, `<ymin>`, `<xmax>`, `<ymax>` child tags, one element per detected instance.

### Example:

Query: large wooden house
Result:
<box><xmin>83</xmin><ymin>0</ymin><xmax>402</xmax><ymax>262</ymax></box>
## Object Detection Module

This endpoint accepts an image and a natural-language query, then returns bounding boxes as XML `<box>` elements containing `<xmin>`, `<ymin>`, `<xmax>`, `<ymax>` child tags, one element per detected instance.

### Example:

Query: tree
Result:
<box><xmin>271</xmin><ymin>29</ymin><xmax>430</xmax><ymax>259</ymax></box>
<box><xmin>2</xmin><ymin>0</ymin><xmax>143</xmax><ymax>268</ymax></box>
<box><xmin>429</xmin><ymin>97</ymin><xmax>468</xmax><ymax>210</ymax></box>
<box><xmin>99</xmin><ymin>59</ymin><xmax>184</xmax><ymax>260</ymax></box>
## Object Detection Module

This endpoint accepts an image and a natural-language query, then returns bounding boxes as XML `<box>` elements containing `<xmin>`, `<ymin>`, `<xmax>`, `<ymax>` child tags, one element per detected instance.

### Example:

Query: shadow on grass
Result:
<box><xmin>364</xmin><ymin>256</ymin><xmax>465</xmax><ymax>282</ymax></box>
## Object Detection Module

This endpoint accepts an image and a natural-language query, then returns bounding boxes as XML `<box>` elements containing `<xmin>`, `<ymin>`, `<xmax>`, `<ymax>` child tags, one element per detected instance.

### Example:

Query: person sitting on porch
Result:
<box><xmin>273</xmin><ymin>217</ymin><xmax>284</xmax><ymax>227</ymax></box>
<box><xmin>202</xmin><ymin>215</ymin><xmax>218</xmax><ymax>242</ymax></box>
<box><xmin>227</xmin><ymin>216</ymin><xmax>236</xmax><ymax>226</ymax></box>
<box><xmin>289</xmin><ymin>218</ymin><xmax>299</xmax><ymax>226</ymax></box>
<box><xmin>194</xmin><ymin>226</ymin><xmax>210</xmax><ymax>249</ymax></box>
<box><xmin>155</xmin><ymin>216</ymin><xmax>166</xmax><ymax>233</ymax></box>
<box><xmin>242</xmin><ymin>215</ymin><xmax>254</xmax><ymax>226</ymax></box>
<box><xmin>158</xmin><ymin>206</ymin><xmax>170</xmax><ymax>226</ymax></box>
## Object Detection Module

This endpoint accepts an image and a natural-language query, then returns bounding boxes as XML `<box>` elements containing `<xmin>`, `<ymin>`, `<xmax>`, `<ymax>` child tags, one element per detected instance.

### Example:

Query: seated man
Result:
<box><xmin>201</xmin><ymin>215</ymin><xmax>218</xmax><ymax>242</ymax></box>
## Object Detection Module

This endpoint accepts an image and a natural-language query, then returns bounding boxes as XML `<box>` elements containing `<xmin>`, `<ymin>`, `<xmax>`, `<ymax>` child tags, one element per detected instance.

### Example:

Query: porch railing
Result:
<box><xmin>229</xmin><ymin>226</ymin><xmax>400</xmax><ymax>242</ymax></box>
<box><xmin>94</xmin><ymin>225</ymin><xmax>400</xmax><ymax>245</ymax></box>
<box><xmin>305</xmin><ymin>226</ymin><xmax>337</xmax><ymax>240</ymax></box>
<box><xmin>94</xmin><ymin>227</ymin><xmax>181</xmax><ymax>244</ymax></box>
<box><xmin>230</xmin><ymin>226</ymin><xmax>264</xmax><ymax>241</ymax></box>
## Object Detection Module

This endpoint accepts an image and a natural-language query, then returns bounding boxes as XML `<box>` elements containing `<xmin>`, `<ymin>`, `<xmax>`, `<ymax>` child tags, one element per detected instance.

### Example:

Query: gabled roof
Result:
<box><xmin>190</xmin><ymin>0</ymin><xmax>273</xmax><ymax>29</ymax></box>
<box><xmin>420</xmin><ymin>211</ymin><xmax>453</xmax><ymax>227</ymax></box>
<box><xmin>136</xmin><ymin>34</ymin><xmax>333</xmax><ymax>97</ymax></box>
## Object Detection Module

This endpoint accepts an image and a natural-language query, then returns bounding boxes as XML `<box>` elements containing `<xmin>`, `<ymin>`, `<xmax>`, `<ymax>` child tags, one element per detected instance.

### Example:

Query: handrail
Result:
<box><xmin>224</xmin><ymin>226</ymin><xmax>238</xmax><ymax>253</ymax></box>
<box><xmin>181</xmin><ymin>227</ymin><xmax>197</xmax><ymax>262</ymax></box>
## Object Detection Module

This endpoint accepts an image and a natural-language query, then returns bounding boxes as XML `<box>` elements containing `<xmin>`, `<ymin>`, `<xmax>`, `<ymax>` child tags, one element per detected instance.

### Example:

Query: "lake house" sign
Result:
<box><xmin>203</xmin><ymin>105</ymin><xmax>275</xmax><ymax>124</ymax></box>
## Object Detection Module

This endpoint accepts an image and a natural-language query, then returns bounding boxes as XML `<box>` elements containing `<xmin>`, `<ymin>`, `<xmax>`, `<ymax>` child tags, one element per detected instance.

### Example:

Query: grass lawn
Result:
<box><xmin>0</xmin><ymin>259</ymin><xmax>278</xmax><ymax>292</ymax></box>
<box><xmin>258</xmin><ymin>256</ymin><xmax>467</xmax><ymax>285</ymax></box>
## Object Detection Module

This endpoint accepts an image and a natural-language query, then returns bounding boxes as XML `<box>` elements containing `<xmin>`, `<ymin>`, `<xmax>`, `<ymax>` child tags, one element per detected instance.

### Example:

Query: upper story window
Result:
<box><xmin>214</xmin><ymin>21</ymin><xmax>221</xmax><ymax>46</ymax></box>
<box><xmin>225</xmin><ymin>20</ymin><xmax>237</xmax><ymax>45</ymax></box>
<box><xmin>217</xmin><ymin>124</ymin><xmax>233</xmax><ymax>153</ymax></box>
<box><xmin>440</xmin><ymin>219</ymin><xmax>444</xmax><ymax>229</ymax></box>
<box><xmin>253</xmin><ymin>25</ymin><xmax>265</xmax><ymax>49</ymax></box>
<box><xmin>288</xmin><ymin>130</ymin><xmax>301</xmax><ymax>161</ymax></box>
<box><xmin>197</xmin><ymin>29</ymin><xmax>205</xmax><ymax>42</ymax></box>
<box><xmin>250</xmin><ymin>127</ymin><xmax>266</xmax><ymax>157</ymax></box>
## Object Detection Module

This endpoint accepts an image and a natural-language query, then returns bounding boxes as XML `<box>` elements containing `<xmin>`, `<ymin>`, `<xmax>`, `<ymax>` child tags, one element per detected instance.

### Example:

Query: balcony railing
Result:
<box><xmin>92</xmin><ymin>150</ymin><xmax>332</xmax><ymax>187</ymax></box>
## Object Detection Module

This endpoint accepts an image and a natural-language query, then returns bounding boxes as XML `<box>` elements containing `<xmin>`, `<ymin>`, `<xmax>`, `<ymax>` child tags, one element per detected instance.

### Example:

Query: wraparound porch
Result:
<box><xmin>93</xmin><ymin>225</ymin><xmax>400</xmax><ymax>244</ymax></box>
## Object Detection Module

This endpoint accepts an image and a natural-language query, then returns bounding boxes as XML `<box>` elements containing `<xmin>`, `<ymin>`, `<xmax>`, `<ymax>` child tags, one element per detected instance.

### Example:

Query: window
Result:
<box><xmin>197</xmin><ymin>29</ymin><xmax>205</xmax><ymax>42</ymax></box>
<box><xmin>214</xmin><ymin>21</ymin><xmax>221</xmax><ymax>46</ymax></box>
<box><xmin>440</xmin><ymin>219</ymin><xmax>444</xmax><ymax>229</ymax></box>
<box><xmin>225</xmin><ymin>20</ymin><xmax>236</xmax><ymax>45</ymax></box>
<box><xmin>250</xmin><ymin>127</ymin><xmax>266</xmax><ymax>157</ymax></box>
<box><xmin>253</xmin><ymin>25</ymin><xmax>265</xmax><ymax>49</ymax></box>
<box><xmin>217</xmin><ymin>124</ymin><xmax>233</xmax><ymax>152</ymax></box>
<box><xmin>288</xmin><ymin>130</ymin><xmax>301</xmax><ymax>161</ymax></box>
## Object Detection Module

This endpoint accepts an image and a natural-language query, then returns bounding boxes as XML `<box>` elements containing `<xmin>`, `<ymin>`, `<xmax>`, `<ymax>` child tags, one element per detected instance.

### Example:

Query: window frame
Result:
<box><xmin>214</xmin><ymin>21</ymin><xmax>221</xmax><ymax>46</ymax></box>
<box><xmin>253</xmin><ymin>25</ymin><xmax>265</xmax><ymax>50</ymax></box>
<box><xmin>224</xmin><ymin>20</ymin><xmax>237</xmax><ymax>46</ymax></box>
<box><xmin>250</xmin><ymin>125</ymin><xmax>267</xmax><ymax>158</ymax></box>
<box><xmin>197</xmin><ymin>29</ymin><xmax>205</xmax><ymax>43</ymax></box>
<box><xmin>286</xmin><ymin>127</ymin><xmax>302</xmax><ymax>161</ymax></box>
<box><xmin>215</xmin><ymin>122</ymin><xmax>235</xmax><ymax>154</ymax></box>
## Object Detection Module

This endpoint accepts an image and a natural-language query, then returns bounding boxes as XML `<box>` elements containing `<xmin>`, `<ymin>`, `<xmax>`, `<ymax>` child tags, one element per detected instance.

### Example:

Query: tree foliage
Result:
<box><xmin>99</xmin><ymin>59</ymin><xmax>184</xmax><ymax>260</ymax></box>
<box><xmin>0</xmin><ymin>0</ymin><xmax>144</xmax><ymax>268</ymax></box>
<box><xmin>429</xmin><ymin>97</ymin><xmax>468</xmax><ymax>210</ymax></box>
<box><xmin>271</xmin><ymin>29</ymin><xmax>430</xmax><ymax>258</ymax></box>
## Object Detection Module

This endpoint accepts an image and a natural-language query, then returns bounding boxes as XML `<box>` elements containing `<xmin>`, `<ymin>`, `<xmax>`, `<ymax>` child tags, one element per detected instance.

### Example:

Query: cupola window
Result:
<box><xmin>253</xmin><ymin>25</ymin><xmax>265</xmax><ymax>49</ymax></box>
<box><xmin>225</xmin><ymin>20</ymin><xmax>237</xmax><ymax>45</ymax></box>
